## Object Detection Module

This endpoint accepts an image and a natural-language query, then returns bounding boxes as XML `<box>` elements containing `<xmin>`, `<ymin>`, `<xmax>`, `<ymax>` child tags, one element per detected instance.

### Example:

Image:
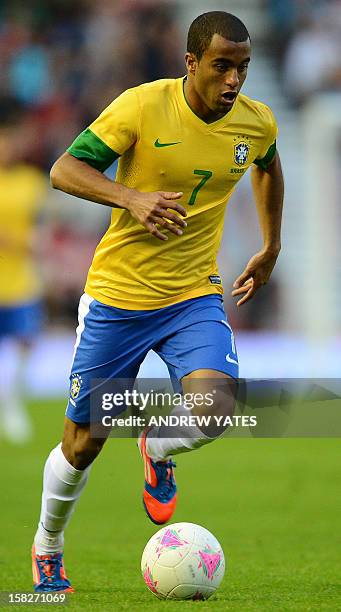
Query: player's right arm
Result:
<box><xmin>50</xmin><ymin>152</ymin><xmax>186</xmax><ymax>241</ymax></box>
<box><xmin>50</xmin><ymin>88</ymin><xmax>187</xmax><ymax>241</ymax></box>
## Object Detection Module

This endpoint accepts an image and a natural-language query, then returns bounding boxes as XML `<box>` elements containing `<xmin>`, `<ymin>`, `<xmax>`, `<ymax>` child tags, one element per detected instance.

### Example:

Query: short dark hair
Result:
<box><xmin>187</xmin><ymin>11</ymin><xmax>250</xmax><ymax>60</ymax></box>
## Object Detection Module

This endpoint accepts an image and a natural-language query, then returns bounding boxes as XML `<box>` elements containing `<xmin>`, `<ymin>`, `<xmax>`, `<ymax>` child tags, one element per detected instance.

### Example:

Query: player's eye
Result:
<box><xmin>214</xmin><ymin>64</ymin><xmax>227</xmax><ymax>72</ymax></box>
<box><xmin>239</xmin><ymin>64</ymin><xmax>249</xmax><ymax>72</ymax></box>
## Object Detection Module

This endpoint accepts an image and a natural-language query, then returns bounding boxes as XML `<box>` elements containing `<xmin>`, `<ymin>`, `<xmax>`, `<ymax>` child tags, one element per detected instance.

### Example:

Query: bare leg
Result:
<box><xmin>146</xmin><ymin>369</ymin><xmax>236</xmax><ymax>460</ymax></box>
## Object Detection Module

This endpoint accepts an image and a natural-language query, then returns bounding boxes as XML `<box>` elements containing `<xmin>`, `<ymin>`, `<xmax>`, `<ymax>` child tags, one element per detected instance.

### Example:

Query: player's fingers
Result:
<box><xmin>233</xmin><ymin>271</ymin><xmax>253</xmax><ymax>289</ymax></box>
<box><xmin>155</xmin><ymin>209</ymin><xmax>187</xmax><ymax>228</ymax></box>
<box><xmin>158</xmin><ymin>196</ymin><xmax>187</xmax><ymax>217</ymax></box>
<box><xmin>236</xmin><ymin>286</ymin><xmax>257</xmax><ymax>307</ymax></box>
<box><xmin>151</xmin><ymin>216</ymin><xmax>183</xmax><ymax>236</ymax></box>
<box><xmin>145</xmin><ymin>221</ymin><xmax>168</xmax><ymax>241</ymax></box>
<box><xmin>231</xmin><ymin>282</ymin><xmax>252</xmax><ymax>297</ymax></box>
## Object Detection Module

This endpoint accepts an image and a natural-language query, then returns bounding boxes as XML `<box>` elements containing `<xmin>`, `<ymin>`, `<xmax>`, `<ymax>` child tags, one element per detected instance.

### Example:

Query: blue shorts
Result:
<box><xmin>66</xmin><ymin>293</ymin><xmax>239</xmax><ymax>423</ymax></box>
<box><xmin>0</xmin><ymin>300</ymin><xmax>44</xmax><ymax>340</ymax></box>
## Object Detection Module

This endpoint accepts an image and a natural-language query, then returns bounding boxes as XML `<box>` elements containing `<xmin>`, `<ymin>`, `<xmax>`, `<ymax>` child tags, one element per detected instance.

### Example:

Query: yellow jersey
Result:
<box><xmin>67</xmin><ymin>77</ymin><xmax>278</xmax><ymax>309</ymax></box>
<box><xmin>0</xmin><ymin>164</ymin><xmax>46</xmax><ymax>305</ymax></box>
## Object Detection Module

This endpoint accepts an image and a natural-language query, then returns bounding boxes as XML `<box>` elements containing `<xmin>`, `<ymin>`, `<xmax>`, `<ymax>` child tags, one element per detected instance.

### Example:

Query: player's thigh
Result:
<box><xmin>155</xmin><ymin>295</ymin><xmax>239</xmax><ymax>381</ymax></box>
<box><xmin>66</xmin><ymin>294</ymin><xmax>151</xmax><ymax>425</ymax></box>
<box><xmin>155</xmin><ymin>296</ymin><xmax>238</xmax><ymax>429</ymax></box>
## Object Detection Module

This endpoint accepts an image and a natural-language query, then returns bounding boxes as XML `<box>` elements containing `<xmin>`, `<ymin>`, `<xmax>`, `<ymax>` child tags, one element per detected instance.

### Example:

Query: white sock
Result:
<box><xmin>146</xmin><ymin>404</ymin><xmax>213</xmax><ymax>462</ymax></box>
<box><xmin>0</xmin><ymin>341</ymin><xmax>33</xmax><ymax>444</ymax></box>
<box><xmin>34</xmin><ymin>523</ymin><xmax>65</xmax><ymax>556</ymax></box>
<box><xmin>34</xmin><ymin>443</ymin><xmax>91</xmax><ymax>554</ymax></box>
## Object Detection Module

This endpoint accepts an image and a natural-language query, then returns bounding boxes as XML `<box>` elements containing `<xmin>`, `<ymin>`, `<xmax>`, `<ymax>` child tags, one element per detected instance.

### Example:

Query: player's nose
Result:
<box><xmin>225</xmin><ymin>68</ymin><xmax>239</xmax><ymax>89</ymax></box>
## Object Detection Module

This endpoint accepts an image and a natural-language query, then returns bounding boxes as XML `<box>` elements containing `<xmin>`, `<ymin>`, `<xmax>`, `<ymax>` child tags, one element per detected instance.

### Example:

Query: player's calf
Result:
<box><xmin>61</xmin><ymin>417</ymin><xmax>110</xmax><ymax>469</ymax></box>
<box><xmin>183</xmin><ymin>372</ymin><xmax>237</xmax><ymax>438</ymax></box>
<box><xmin>144</xmin><ymin>372</ymin><xmax>237</xmax><ymax>462</ymax></box>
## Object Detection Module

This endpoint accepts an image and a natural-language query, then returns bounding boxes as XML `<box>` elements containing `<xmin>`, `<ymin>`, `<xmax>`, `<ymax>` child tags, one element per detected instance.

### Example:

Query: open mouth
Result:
<box><xmin>220</xmin><ymin>91</ymin><xmax>237</xmax><ymax>104</ymax></box>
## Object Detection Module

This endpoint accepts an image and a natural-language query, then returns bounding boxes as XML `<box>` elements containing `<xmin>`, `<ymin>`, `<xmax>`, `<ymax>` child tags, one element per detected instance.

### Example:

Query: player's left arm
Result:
<box><xmin>231</xmin><ymin>150</ymin><xmax>284</xmax><ymax>306</ymax></box>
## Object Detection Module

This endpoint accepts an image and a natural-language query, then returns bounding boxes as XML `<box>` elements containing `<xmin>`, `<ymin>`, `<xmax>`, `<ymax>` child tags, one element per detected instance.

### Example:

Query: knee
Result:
<box><xmin>62</xmin><ymin>420</ymin><xmax>106</xmax><ymax>470</ymax></box>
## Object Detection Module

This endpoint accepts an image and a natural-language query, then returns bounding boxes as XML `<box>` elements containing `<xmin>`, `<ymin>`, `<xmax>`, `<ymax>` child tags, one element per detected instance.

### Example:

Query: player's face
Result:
<box><xmin>186</xmin><ymin>34</ymin><xmax>251</xmax><ymax>120</ymax></box>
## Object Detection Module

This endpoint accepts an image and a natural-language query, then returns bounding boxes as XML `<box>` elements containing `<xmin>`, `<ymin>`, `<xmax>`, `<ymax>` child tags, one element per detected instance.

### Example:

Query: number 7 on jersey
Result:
<box><xmin>188</xmin><ymin>169</ymin><xmax>213</xmax><ymax>205</ymax></box>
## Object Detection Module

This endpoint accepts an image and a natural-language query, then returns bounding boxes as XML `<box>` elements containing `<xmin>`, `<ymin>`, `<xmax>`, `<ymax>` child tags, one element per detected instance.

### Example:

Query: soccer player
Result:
<box><xmin>0</xmin><ymin>101</ymin><xmax>46</xmax><ymax>444</ymax></box>
<box><xmin>32</xmin><ymin>11</ymin><xmax>284</xmax><ymax>592</ymax></box>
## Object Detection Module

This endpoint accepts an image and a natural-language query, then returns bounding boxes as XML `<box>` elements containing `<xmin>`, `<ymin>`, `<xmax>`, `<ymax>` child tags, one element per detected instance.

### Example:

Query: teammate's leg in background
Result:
<box><xmin>0</xmin><ymin>339</ymin><xmax>33</xmax><ymax>444</ymax></box>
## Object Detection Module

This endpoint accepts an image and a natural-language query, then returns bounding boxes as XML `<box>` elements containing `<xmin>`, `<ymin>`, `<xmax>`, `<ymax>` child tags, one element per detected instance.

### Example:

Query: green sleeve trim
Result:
<box><xmin>254</xmin><ymin>141</ymin><xmax>277</xmax><ymax>170</ymax></box>
<box><xmin>67</xmin><ymin>128</ymin><xmax>120</xmax><ymax>172</ymax></box>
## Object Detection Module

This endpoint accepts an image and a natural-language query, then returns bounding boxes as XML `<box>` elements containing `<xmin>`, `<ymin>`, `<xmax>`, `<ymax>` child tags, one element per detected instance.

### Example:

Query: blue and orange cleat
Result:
<box><xmin>138</xmin><ymin>427</ymin><xmax>177</xmax><ymax>525</ymax></box>
<box><xmin>32</xmin><ymin>545</ymin><xmax>74</xmax><ymax>593</ymax></box>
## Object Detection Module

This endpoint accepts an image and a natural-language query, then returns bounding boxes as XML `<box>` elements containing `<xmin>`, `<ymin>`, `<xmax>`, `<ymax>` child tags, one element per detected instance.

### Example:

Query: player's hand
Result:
<box><xmin>231</xmin><ymin>249</ymin><xmax>279</xmax><ymax>307</ymax></box>
<box><xmin>127</xmin><ymin>190</ymin><xmax>187</xmax><ymax>241</ymax></box>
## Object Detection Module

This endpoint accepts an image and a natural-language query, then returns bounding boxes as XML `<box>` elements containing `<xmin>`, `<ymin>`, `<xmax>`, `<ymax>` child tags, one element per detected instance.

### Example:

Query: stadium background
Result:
<box><xmin>0</xmin><ymin>1</ymin><xmax>340</xmax><ymax>609</ymax></box>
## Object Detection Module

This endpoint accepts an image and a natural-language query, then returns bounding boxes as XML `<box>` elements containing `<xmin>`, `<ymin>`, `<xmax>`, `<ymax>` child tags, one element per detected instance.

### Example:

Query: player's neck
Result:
<box><xmin>183</xmin><ymin>77</ymin><xmax>228</xmax><ymax>124</ymax></box>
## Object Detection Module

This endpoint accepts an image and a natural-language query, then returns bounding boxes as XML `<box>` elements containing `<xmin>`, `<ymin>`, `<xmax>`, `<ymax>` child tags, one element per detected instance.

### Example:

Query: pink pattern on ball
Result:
<box><xmin>198</xmin><ymin>550</ymin><xmax>222</xmax><ymax>580</ymax></box>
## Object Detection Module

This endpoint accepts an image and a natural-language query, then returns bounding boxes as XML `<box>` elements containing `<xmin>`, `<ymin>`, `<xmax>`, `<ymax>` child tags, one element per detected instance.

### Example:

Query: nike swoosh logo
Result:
<box><xmin>226</xmin><ymin>354</ymin><xmax>239</xmax><ymax>366</ymax></box>
<box><xmin>154</xmin><ymin>138</ymin><xmax>181</xmax><ymax>148</ymax></box>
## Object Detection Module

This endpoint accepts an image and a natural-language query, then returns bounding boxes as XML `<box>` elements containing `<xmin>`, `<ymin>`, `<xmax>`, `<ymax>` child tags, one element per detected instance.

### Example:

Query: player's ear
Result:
<box><xmin>185</xmin><ymin>52</ymin><xmax>197</xmax><ymax>75</ymax></box>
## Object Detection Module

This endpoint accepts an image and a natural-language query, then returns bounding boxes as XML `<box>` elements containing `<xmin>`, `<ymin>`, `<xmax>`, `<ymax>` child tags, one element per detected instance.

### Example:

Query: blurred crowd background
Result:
<box><xmin>1</xmin><ymin>0</ymin><xmax>341</xmax><ymax>423</ymax></box>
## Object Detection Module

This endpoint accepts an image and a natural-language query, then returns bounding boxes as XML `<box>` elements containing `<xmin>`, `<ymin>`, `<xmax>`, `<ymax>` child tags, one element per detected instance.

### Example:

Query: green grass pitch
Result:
<box><xmin>1</xmin><ymin>399</ymin><xmax>340</xmax><ymax>611</ymax></box>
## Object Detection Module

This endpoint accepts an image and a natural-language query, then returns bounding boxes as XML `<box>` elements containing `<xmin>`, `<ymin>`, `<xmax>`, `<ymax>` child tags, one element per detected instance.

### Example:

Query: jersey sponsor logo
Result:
<box><xmin>230</xmin><ymin>168</ymin><xmax>246</xmax><ymax>174</ymax></box>
<box><xmin>154</xmin><ymin>138</ymin><xmax>181</xmax><ymax>148</ymax></box>
<box><xmin>209</xmin><ymin>275</ymin><xmax>222</xmax><ymax>285</ymax></box>
<box><xmin>70</xmin><ymin>374</ymin><xmax>82</xmax><ymax>400</ymax></box>
<box><xmin>234</xmin><ymin>141</ymin><xmax>250</xmax><ymax>166</ymax></box>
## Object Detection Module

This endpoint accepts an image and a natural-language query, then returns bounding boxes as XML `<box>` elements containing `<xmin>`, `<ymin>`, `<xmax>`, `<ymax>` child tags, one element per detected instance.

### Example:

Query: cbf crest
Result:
<box><xmin>233</xmin><ymin>135</ymin><xmax>252</xmax><ymax>166</ymax></box>
<box><xmin>234</xmin><ymin>141</ymin><xmax>250</xmax><ymax>166</ymax></box>
<box><xmin>70</xmin><ymin>374</ymin><xmax>82</xmax><ymax>400</ymax></box>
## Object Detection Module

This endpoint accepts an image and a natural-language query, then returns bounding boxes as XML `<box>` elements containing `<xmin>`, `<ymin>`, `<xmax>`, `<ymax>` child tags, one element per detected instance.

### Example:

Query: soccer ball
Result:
<box><xmin>141</xmin><ymin>522</ymin><xmax>225</xmax><ymax>600</ymax></box>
